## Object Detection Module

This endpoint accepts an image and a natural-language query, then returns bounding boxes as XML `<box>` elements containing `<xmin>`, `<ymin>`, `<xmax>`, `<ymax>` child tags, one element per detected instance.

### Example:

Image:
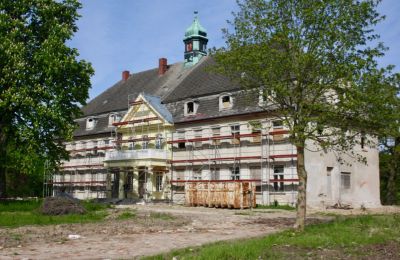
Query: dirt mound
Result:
<box><xmin>40</xmin><ymin>197</ymin><xmax>86</xmax><ymax>215</ymax></box>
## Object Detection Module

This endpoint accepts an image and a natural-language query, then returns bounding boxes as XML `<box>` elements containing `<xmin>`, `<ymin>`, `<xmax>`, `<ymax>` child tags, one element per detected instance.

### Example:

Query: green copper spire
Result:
<box><xmin>184</xmin><ymin>11</ymin><xmax>207</xmax><ymax>39</ymax></box>
<box><xmin>183</xmin><ymin>11</ymin><xmax>208</xmax><ymax>67</ymax></box>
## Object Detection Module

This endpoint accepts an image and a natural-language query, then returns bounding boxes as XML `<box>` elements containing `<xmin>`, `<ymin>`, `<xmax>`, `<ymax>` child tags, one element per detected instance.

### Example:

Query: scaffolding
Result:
<box><xmin>50</xmin><ymin>143</ymin><xmax>111</xmax><ymax>199</ymax></box>
<box><xmin>104</xmin><ymin>94</ymin><xmax>170</xmax><ymax>200</ymax></box>
<box><xmin>169</xmin><ymin>120</ymin><xmax>299</xmax><ymax>206</ymax></box>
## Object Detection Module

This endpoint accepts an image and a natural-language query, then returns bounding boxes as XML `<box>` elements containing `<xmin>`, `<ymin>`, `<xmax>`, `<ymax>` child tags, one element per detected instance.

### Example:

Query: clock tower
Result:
<box><xmin>184</xmin><ymin>11</ymin><xmax>208</xmax><ymax>67</ymax></box>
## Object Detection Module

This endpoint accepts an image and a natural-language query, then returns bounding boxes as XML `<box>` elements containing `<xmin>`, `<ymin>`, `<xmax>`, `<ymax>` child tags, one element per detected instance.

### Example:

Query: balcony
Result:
<box><xmin>105</xmin><ymin>149</ymin><xmax>170</xmax><ymax>161</ymax></box>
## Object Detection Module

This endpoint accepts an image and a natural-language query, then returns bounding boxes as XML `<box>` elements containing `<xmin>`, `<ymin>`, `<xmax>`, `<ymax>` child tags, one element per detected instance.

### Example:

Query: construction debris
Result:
<box><xmin>40</xmin><ymin>197</ymin><xmax>86</xmax><ymax>215</ymax></box>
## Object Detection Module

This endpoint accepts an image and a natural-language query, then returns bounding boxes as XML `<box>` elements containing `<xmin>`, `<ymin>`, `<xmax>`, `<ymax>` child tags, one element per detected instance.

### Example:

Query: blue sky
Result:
<box><xmin>69</xmin><ymin>0</ymin><xmax>400</xmax><ymax>101</ymax></box>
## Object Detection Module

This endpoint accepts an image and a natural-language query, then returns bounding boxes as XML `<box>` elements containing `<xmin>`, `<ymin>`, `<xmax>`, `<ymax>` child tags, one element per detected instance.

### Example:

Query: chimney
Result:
<box><xmin>122</xmin><ymin>70</ymin><xmax>130</xmax><ymax>81</ymax></box>
<box><xmin>158</xmin><ymin>58</ymin><xmax>168</xmax><ymax>75</ymax></box>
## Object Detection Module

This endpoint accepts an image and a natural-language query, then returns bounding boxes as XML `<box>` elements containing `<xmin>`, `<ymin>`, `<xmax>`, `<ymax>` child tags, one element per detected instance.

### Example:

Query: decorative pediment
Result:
<box><xmin>115</xmin><ymin>93</ymin><xmax>173</xmax><ymax>129</ymax></box>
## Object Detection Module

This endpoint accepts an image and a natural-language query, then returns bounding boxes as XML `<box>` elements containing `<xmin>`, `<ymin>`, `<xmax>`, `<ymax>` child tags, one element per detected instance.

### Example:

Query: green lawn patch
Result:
<box><xmin>0</xmin><ymin>199</ymin><xmax>109</xmax><ymax>228</ymax></box>
<box><xmin>146</xmin><ymin>214</ymin><xmax>400</xmax><ymax>259</ymax></box>
<box><xmin>117</xmin><ymin>210</ymin><xmax>137</xmax><ymax>220</ymax></box>
<box><xmin>256</xmin><ymin>204</ymin><xmax>296</xmax><ymax>211</ymax></box>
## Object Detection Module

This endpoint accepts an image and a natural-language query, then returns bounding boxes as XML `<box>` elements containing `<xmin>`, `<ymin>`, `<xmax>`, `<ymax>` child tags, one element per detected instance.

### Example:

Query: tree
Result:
<box><xmin>213</xmin><ymin>0</ymin><xmax>399</xmax><ymax>230</ymax></box>
<box><xmin>379</xmin><ymin>83</ymin><xmax>400</xmax><ymax>205</ymax></box>
<box><xmin>0</xmin><ymin>0</ymin><xmax>93</xmax><ymax>197</ymax></box>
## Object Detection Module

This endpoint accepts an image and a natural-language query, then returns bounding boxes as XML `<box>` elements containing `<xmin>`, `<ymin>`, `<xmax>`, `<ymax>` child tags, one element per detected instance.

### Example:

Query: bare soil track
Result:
<box><xmin>2</xmin><ymin>205</ymin><xmax>397</xmax><ymax>259</ymax></box>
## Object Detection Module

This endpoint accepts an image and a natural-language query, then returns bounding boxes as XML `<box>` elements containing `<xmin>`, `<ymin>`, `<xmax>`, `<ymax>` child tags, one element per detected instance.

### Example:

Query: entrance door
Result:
<box><xmin>111</xmin><ymin>171</ymin><xmax>120</xmax><ymax>198</ymax></box>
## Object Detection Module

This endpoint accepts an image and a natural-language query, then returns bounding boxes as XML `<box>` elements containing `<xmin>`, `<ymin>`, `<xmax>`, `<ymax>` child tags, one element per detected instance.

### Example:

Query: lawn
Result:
<box><xmin>147</xmin><ymin>214</ymin><xmax>400</xmax><ymax>259</ymax></box>
<box><xmin>0</xmin><ymin>199</ymin><xmax>110</xmax><ymax>227</ymax></box>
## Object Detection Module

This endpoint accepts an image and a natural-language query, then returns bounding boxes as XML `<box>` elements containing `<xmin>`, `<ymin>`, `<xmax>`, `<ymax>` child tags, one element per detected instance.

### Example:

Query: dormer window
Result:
<box><xmin>272</xmin><ymin>120</ymin><xmax>283</xmax><ymax>129</ymax></box>
<box><xmin>219</xmin><ymin>94</ymin><xmax>233</xmax><ymax>110</ymax></box>
<box><xmin>86</xmin><ymin>117</ymin><xmax>96</xmax><ymax>130</ymax></box>
<box><xmin>109</xmin><ymin>113</ymin><xmax>121</xmax><ymax>126</ymax></box>
<box><xmin>184</xmin><ymin>101</ymin><xmax>198</xmax><ymax>116</ymax></box>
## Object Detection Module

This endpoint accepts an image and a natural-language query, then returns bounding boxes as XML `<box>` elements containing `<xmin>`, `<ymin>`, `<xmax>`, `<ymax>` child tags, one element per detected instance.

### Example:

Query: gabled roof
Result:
<box><xmin>81</xmin><ymin>62</ymin><xmax>185</xmax><ymax>116</ymax></box>
<box><xmin>143</xmin><ymin>93</ymin><xmax>173</xmax><ymax>124</ymax></box>
<box><xmin>162</xmin><ymin>56</ymin><xmax>240</xmax><ymax>102</ymax></box>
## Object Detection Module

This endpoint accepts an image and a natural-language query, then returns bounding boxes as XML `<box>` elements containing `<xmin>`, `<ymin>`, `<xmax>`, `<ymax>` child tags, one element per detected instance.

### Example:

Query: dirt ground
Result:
<box><xmin>0</xmin><ymin>205</ymin><xmax>398</xmax><ymax>260</ymax></box>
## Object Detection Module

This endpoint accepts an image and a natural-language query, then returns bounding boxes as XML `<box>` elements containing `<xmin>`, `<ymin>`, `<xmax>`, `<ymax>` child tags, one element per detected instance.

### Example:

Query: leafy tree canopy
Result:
<box><xmin>212</xmin><ymin>0</ymin><xmax>400</xmax><ymax>230</ymax></box>
<box><xmin>0</xmin><ymin>0</ymin><xmax>94</xmax><ymax>197</ymax></box>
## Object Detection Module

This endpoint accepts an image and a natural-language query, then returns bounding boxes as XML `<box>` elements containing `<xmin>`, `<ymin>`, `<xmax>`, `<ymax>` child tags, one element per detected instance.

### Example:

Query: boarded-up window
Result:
<box><xmin>340</xmin><ymin>172</ymin><xmax>351</xmax><ymax>190</ymax></box>
<box><xmin>211</xmin><ymin>167</ymin><xmax>220</xmax><ymax>180</ymax></box>
<box><xmin>250</xmin><ymin>166</ymin><xmax>261</xmax><ymax>180</ymax></box>
<box><xmin>194</xmin><ymin>130</ymin><xmax>202</xmax><ymax>148</ymax></box>
<box><xmin>174</xmin><ymin>170</ymin><xmax>185</xmax><ymax>180</ymax></box>
<box><xmin>212</xmin><ymin>127</ymin><xmax>221</xmax><ymax>145</ymax></box>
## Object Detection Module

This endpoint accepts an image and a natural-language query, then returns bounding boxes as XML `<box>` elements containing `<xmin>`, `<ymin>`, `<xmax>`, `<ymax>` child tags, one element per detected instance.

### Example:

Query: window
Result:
<box><xmin>104</xmin><ymin>139</ymin><xmax>110</xmax><ymax>146</ymax></box>
<box><xmin>273</xmin><ymin>165</ymin><xmax>284</xmax><ymax>191</ymax></box>
<box><xmin>175</xmin><ymin>170</ymin><xmax>185</xmax><ymax>181</ymax></box>
<box><xmin>193</xmin><ymin>171</ymin><xmax>202</xmax><ymax>180</ymax></box>
<box><xmin>231</xmin><ymin>125</ymin><xmax>240</xmax><ymax>144</ymax></box>
<box><xmin>211</xmin><ymin>127</ymin><xmax>221</xmax><ymax>145</ymax></box>
<box><xmin>177</xmin><ymin>131</ymin><xmax>185</xmax><ymax>149</ymax></box>
<box><xmin>230</xmin><ymin>167</ymin><xmax>240</xmax><ymax>180</ymax></box>
<box><xmin>340</xmin><ymin>172</ymin><xmax>351</xmax><ymax>190</ymax></box>
<box><xmin>142</xmin><ymin>135</ymin><xmax>149</xmax><ymax>150</ymax></box>
<box><xmin>250</xmin><ymin>166</ymin><xmax>261</xmax><ymax>180</ymax></box>
<box><xmin>211</xmin><ymin>167</ymin><xmax>220</xmax><ymax>180</ymax></box>
<box><xmin>194</xmin><ymin>129</ymin><xmax>202</xmax><ymax>148</ymax></box>
<box><xmin>156</xmin><ymin>174</ymin><xmax>163</xmax><ymax>192</ymax></box>
<box><xmin>109</xmin><ymin>113</ymin><xmax>121</xmax><ymax>126</ymax></box>
<box><xmin>184</xmin><ymin>101</ymin><xmax>198</xmax><ymax>116</ymax></box>
<box><xmin>155</xmin><ymin>134</ymin><xmax>163</xmax><ymax>149</ymax></box>
<box><xmin>272</xmin><ymin>120</ymin><xmax>283</xmax><ymax>129</ymax></box>
<box><xmin>86</xmin><ymin>117</ymin><xmax>96</xmax><ymax>130</ymax></box>
<box><xmin>219</xmin><ymin>95</ymin><xmax>233</xmax><ymax>110</ymax></box>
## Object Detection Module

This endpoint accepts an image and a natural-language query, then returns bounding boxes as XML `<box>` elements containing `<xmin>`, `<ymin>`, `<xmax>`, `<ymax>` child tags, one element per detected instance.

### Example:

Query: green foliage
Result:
<box><xmin>0</xmin><ymin>0</ymin><xmax>94</xmax><ymax>197</ymax></box>
<box><xmin>0</xmin><ymin>199</ymin><xmax>41</xmax><ymax>212</ymax></box>
<box><xmin>213</xmin><ymin>0</ymin><xmax>398</xmax><ymax>151</ymax></box>
<box><xmin>147</xmin><ymin>214</ymin><xmax>400</xmax><ymax>259</ymax></box>
<box><xmin>212</xmin><ymin>0</ymin><xmax>400</xmax><ymax>230</ymax></box>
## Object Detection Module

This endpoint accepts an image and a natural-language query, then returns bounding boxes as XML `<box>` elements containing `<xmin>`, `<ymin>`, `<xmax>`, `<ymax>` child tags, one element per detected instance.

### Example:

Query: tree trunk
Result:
<box><xmin>386</xmin><ymin>138</ymin><xmax>399</xmax><ymax>205</ymax></box>
<box><xmin>294</xmin><ymin>145</ymin><xmax>307</xmax><ymax>231</ymax></box>
<box><xmin>0</xmin><ymin>166</ymin><xmax>6</xmax><ymax>198</ymax></box>
<box><xmin>0</xmin><ymin>131</ymin><xmax>7</xmax><ymax>198</ymax></box>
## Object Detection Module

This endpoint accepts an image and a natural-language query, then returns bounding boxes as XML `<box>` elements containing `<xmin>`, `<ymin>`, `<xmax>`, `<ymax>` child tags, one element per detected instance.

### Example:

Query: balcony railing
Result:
<box><xmin>105</xmin><ymin>149</ymin><xmax>170</xmax><ymax>161</ymax></box>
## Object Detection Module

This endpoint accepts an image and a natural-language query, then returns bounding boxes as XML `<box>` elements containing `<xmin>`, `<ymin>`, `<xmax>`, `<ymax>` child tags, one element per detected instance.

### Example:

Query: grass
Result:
<box><xmin>256</xmin><ymin>204</ymin><xmax>296</xmax><ymax>211</ymax></box>
<box><xmin>117</xmin><ymin>210</ymin><xmax>137</xmax><ymax>220</ymax></box>
<box><xmin>146</xmin><ymin>214</ymin><xmax>400</xmax><ymax>259</ymax></box>
<box><xmin>0</xmin><ymin>199</ymin><xmax>109</xmax><ymax>228</ymax></box>
<box><xmin>0</xmin><ymin>199</ymin><xmax>42</xmax><ymax>212</ymax></box>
